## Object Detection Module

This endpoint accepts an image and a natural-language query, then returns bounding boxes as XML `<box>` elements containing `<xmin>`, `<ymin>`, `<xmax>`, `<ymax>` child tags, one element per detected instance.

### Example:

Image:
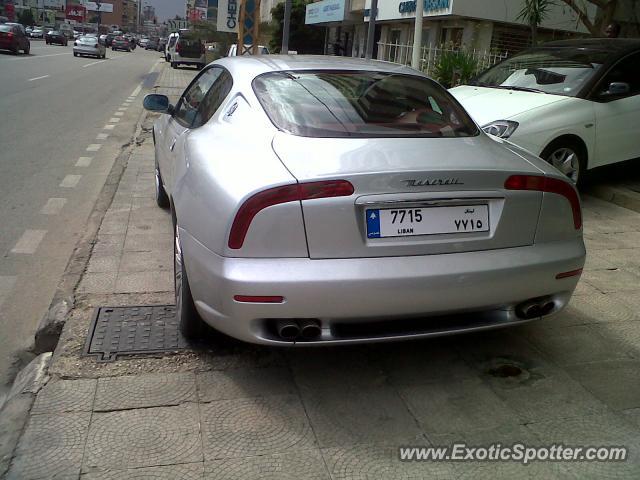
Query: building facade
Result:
<box><xmin>307</xmin><ymin>0</ymin><xmax>598</xmax><ymax>61</ymax></box>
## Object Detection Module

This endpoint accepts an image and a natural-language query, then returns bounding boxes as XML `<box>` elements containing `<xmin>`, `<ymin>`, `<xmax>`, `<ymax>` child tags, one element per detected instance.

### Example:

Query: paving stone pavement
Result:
<box><xmin>5</xmin><ymin>63</ymin><xmax>640</xmax><ymax>479</ymax></box>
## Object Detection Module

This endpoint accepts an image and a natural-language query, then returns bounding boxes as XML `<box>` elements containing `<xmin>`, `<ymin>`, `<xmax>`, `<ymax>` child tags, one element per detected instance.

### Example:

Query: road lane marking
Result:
<box><xmin>114</xmin><ymin>112</ymin><xmax>124</xmax><ymax>116</ymax></box>
<box><xmin>118</xmin><ymin>107</ymin><xmax>127</xmax><ymax>111</ymax></box>
<box><xmin>96</xmin><ymin>133</ymin><xmax>109</xmax><ymax>140</ymax></box>
<box><xmin>8</xmin><ymin>52</ymin><xmax>67</xmax><ymax>61</ymax></box>
<box><xmin>75</xmin><ymin>157</ymin><xmax>93</xmax><ymax>167</ymax></box>
<box><xmin>11</xmin><ymin>230</ymin><xmax>47</xmax><ymax>254</ymax></box>
<box><xmin>86</xmin><ymin>144</ymin><xmax>101</xmax><ymax>152</ymax></box>
<box><xmin>104</xmin><ymin>124</ymin><xmax>115</xmax><ymax>130</ymax></box>
<box><xmin>60</xmin><ymin>174</ymin><xmax>82</xmax><ymax>188</ymax></box>
<box><xmin>0</xmin><ymin>276</ymin><xmax>17</xmax><ymax>307</ymax></box>
<box><xmin>130</xmin><ymin>84</ymin><xmax>142</xmax><ymax>97</ymax></box>
<box><xmin>28</xmin><ymin>75</ymin><xmax>50</xmax><ymax>82</ymax></box>
<box><xmin>109</xmin><ymin>117</ymin><xmax>120</xmax><ymax>123</ymax></box>
<box><xmin>40</xmin><ymin>198</ymin><xmax>67</xmax><ymax>214</ymax></box>
<box><xmin>82</xmin><ymin>60</ymin><xmax>107</xmax><ymax>68</ymax></box>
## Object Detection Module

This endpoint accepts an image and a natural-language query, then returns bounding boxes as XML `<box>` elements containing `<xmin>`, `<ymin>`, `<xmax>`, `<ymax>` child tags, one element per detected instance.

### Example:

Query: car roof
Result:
<box><xmin>537</xmin><ymin>38</ymin><xmax>640</xmax><ymax>54</ymax></box>
<box><xmin>215</xmin><ymin>55</ymin><xmax>421</xmax><ymax>79</ymax></box>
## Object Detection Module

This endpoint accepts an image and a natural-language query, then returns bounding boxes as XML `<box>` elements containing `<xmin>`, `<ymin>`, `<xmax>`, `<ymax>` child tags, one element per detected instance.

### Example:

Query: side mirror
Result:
<box><xmin>143</xmin><ymin>94</ymin><xmax>173</xmax><ymax>114</ymax></box>
<box><xmin>601</xmin><ymin>81</ymin><xmax>630</xmax><ymax>98</ymax></box>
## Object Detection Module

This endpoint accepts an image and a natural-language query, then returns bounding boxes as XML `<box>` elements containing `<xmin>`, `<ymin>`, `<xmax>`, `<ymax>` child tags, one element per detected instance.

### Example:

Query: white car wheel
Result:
<box><xmin>542</xmin><ymin>141</ymin><xmax>586</xmax><ymax>185</ymax></box>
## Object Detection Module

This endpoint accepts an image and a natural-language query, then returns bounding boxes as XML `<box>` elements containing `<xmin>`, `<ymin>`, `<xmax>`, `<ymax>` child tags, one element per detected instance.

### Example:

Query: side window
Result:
<box><xmin>173</xmin><ymin>67</ymin><xmax>224</xmax><ymax>128</ymax></box>
<box><xmin>597</xmin><ymin>52</ymin><xmax>640</xmax><ymax>99</ymax></box>
<box><xmin>193</xmin><ymin>70</ymin><xmax>233</xmax><ymax>126</ymax></box>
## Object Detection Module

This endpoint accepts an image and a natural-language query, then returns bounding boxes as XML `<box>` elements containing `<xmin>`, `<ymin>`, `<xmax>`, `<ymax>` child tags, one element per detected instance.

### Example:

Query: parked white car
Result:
<box><xmin>451</xmin><ymin>39</ymin><xmax>640</xmax><ymax>184</ymax></box>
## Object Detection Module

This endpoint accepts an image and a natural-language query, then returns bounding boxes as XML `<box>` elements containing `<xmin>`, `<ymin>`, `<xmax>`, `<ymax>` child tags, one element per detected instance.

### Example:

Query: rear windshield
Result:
<box><xmin>0</xmin><ymin>25</ymin><xmax>12</xmax><ymax>32</ymax></box>
<box><xmin>253</xmin><ymin>71</ymin><xmax>478</xmax><ymax>138</ymax></box>
<box><xmin>79</xmin><ymin>36</ymin><xmax>97</xmax><ymax>43</ymax></box>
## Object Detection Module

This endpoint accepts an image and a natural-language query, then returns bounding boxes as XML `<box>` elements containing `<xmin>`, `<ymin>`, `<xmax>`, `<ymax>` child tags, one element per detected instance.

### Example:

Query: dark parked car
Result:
<box><xmin>112</xmin><ymin>35</ymin><xmax>131</xmax><ymax>52</ymax></box>
<box><xmin>0</xmin><ymin>23</ymin><xmax>30</xmax><ymax>54</ymax></box>
<box><xmin>45</xmin><ymin>30</ymin><xmax>68</xmax><ymax>46</ymax></box>
<box><xmin>104</xmin><ymin>33</ymin><xmax>115</xmax><ymax>47</ymax></box>
<box><xmin>145</xmin><ymin>38</ymin><xmax>159</xmax><ymax>50</ymax></box>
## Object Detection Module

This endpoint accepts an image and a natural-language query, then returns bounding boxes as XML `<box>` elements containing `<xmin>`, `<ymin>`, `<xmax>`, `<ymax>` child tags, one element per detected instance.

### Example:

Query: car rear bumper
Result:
<box><xmin>181</xmin><ymin>230</ymin><xmax>585</xmax><ymax>345</ymax></box>
<box><xmin>74</xmin><ymin>46</ymin><xmax>100</xmax><ymax>55</ymax></box>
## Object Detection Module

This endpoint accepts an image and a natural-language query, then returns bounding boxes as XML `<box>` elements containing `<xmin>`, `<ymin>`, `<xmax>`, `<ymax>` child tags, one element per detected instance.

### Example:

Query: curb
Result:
<box><xmin>585</xmin><ymin>184</ymin><xmax>640</xmax><ymax>214</ymax></box>
<box><xmin>0</xmin><ymin>353</ymin><xmax>51</xmax><ymax>478</ymax></box>
<box><xmin>31</xmin><ymin>107</ymin><xmax>150</xmax><ymax>356</ymax></box>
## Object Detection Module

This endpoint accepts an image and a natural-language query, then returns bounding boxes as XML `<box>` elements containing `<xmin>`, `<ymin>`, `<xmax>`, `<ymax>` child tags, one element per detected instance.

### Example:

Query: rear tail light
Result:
<box><xmin>175</xmin><ymin>42</ymin><xmax>180</xmax><ymax>53</ymax></box>
<box><xmin>7</xmin><ymin>32</ymin><xmax>14</xmax><ymax>39</ymax></box>
<box><xmin>504</xmin><ymin>175</ymin><xmax>582</xmax><ymax>229</ymax></box>
<box><xmin>201</xmin><ymin>43</ymin><xmax>205</xmax><ymax>54</ymax></box>
<box><xmin>228</xmin><ymin>180</ymin><xmax>355</xmax><ymax>249</ymax></box>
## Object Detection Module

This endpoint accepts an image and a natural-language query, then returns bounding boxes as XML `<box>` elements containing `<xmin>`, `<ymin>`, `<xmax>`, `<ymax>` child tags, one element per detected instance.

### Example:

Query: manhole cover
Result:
<box><xmin>84</xmin><ymin>306</ymin><xmax>188</xmax><ymax>362</ymax></box>
<box><xmin>488</xmin><ymin>364</ymin><xmax>523</xmax><ymax>378</ymax></box>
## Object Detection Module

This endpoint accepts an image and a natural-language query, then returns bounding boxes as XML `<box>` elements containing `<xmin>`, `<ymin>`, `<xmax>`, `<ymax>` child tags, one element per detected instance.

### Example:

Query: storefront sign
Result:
<box><xmin>86</xmin><ymin>2</ymin><xmax>114</xmax><ymax>13</ymax></box>
<box><xmin>217</xmin><ymin>0</ymin><xmax>238</xmax><ymax>33</ymax></box>
<box><xmin>305</xmin><ymin>0</ymin><xmax>346</xmax><ymax>25</ymax></box>
<box><xmin>398</xmin><ymin>0</ymin><xmax>450</xmax><ymax>14</ymax></box>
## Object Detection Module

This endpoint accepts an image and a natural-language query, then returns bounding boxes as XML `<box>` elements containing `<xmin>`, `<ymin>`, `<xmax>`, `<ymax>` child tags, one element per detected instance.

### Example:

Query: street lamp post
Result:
<box><xmin>365</xmin><ymin>0</ymin><xmax>378</xmax><ymax>59</ymax></box>
<box><xmin>281</xmin><ymin>0</ymin><xmax>291</xmax><ymax>53</ymax></box>
<box><xmin>96</xmin><ymin>0</ymin><xmax>102</xmax><ymax>34</ymax></box>
<box><xmin>411</xmin><ymin>0</ymin><xmax>424</xmax><ymax>70</ymax></box>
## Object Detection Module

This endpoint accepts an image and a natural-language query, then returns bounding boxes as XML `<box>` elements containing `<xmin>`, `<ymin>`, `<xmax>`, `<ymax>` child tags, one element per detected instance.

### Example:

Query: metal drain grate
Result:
<box><xmin>84</xmin><ymin>305</ymin><xmax>188</xmax><ymax>362</ymax></box>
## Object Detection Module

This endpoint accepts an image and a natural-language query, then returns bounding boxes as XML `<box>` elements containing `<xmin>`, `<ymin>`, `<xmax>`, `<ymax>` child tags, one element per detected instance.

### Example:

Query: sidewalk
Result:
<box><xmin>3</xmin><ymin>63</ymin><xmax>640</xmax><ymax>480</ymax></box>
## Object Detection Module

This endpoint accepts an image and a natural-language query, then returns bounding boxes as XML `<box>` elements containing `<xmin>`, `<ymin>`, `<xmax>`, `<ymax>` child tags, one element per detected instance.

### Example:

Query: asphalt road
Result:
<box><xmin>0</xmin><ymin>41</ymin><xmax>163</xmax><ymax>400</ymax></box>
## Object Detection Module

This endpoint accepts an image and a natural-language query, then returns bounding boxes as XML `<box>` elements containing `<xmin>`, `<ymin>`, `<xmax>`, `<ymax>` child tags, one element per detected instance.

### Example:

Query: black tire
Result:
<box><xmin>541</xmin><ymin>138</ymin><xmax>587</xmax><ymax>186</ymax></box>
<box><xmin>73</xmin><ymin>51</ymin><xmax>78</xmax><ymax>57</ymax></box>
<box><xmin>24</xmin><ymin>45</ymin><xmax>29</xmax><ymax>54</ymax></box>
<box><xmin>174</xmin><ymin>223</ymin><xmax>204</xmax><ymax>339</ymax></box>
<box><xmin>155</xmin><ymin>160</ymin><xmax>170</xmax><ymax>209</ymax></box>
<box><xmin>171</xmin><ymin>62</ymin><xmax>177</xmax><ymax>69</ymax></box>
<box><xmin>12</xmin><ymin>46</ymin><xmax>19</xmax><ymax>55</ymax></box>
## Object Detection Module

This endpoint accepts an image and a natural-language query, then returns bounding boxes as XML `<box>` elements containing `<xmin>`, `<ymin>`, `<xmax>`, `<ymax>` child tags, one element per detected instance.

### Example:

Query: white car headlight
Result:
<box><xmin>482</xmin><ymin>120</ymin><xmax>519</xmax><ymax>139</ymax></box>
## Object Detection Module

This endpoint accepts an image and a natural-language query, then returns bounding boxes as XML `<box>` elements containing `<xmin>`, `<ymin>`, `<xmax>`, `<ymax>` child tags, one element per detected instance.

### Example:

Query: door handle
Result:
<box><xmin>170</xmin><ymin>138</ymin><xmax>177</xmax><ymax>151</ymax></box>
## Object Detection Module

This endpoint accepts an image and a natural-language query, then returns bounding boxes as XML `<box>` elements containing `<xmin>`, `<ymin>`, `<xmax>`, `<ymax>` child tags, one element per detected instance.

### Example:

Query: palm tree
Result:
<box><xmin>517</xmin><ymin>0</ymin><xmax>556</xmax><ymax>45</ymax></box>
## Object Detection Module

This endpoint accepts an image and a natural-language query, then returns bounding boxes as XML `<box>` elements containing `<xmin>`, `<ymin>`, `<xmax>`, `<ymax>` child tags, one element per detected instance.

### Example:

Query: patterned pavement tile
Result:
<box><xmin>526</xmin><ymin>412</ymin><xmax>640</xmax><ymax>479</ymax></box>
<box><xmin>7</xmin><ymin>412</ymin><xmax>91</xmax><ymax>480</ymax></box>
<box><xmin>94</xmin><ymin>372</ymin><xmax>196</xmax><ymax>411</ymax></box>
<box><xmin>81</xmin><ymin>462</ymin><xmax>204</xmax><ymax>479</ymax></box>
<box><xmin>300</xmin><ymin>385</ymin><xmax>423</xmax><ymax>448</ymax></box>
<box><xmin>83</xmin><ymin>404</ymin><xmax>202</xmax><ymax>470</ymax></box>
<box><xmin>204</xmin><ymin>450</ymin><xmax>330</xmax><ymax>479</ymax></box>
<box><xmin>200</xmin><ymin>395</ymin><xmax>316</xmax><ymax>460</ymax></box>
<box><xmin>322</xmin><ymin>443</ymin><xmax>454</xmax><ymax>480</ymax></box>
<box><xmin>31</xmin><ymin>379</ymin><xmax>96</xmax><ymax>415</ymax></box>
<box><xmin>196</xmin><ymin>367</ymin><xmax>296</xmax><ymax>402</ymax></box>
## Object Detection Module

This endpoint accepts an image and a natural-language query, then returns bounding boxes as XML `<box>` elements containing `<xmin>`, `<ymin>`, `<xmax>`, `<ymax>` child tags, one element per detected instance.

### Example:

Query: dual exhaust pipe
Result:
<box><xmin>276</xmin><ymin>319</ymin><xmax>321</xmax><ymax>341</ymax></box>
<box><xmin>516</xmin><ymin>297</ymin><xmax>555</xmax><ymax>319</ymax></box>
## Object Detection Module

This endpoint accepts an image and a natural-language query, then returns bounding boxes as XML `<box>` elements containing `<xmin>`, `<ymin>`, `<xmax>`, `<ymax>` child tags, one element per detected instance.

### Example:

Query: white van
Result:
<box><xmin>165</xmin><ymin>32</ymin><xmax>179</xmax><ymax>62</ymax></box>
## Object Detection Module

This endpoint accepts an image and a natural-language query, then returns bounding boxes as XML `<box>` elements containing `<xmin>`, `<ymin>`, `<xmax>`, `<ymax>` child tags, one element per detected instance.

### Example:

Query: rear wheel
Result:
<box><xmin>24</xmin><ymin>45</ymin><xmax>29</xmax><ymax>54</ymax></box>
<box><xmin>171</xmin><ymin>62</ymin><xmax>177</xmax><ymax>69</ymax></box>
<box><xmin>174</xmin><ymin>223</ymin><xmax>204</xmax><ymax>339</ymax></box>
<box><xmin>541</xmin><ymin>139</ymin><xmax>586</xmax><ymax>185</ymax></box>
<box><xmin>73</xmin><ymin>51</ymin><xmax>78</xmax><ymax>57</ymax></box>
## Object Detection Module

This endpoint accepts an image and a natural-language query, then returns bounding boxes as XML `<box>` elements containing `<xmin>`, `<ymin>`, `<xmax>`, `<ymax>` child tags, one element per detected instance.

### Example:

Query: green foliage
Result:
<box><xmin>517</xmin><ymin>0</ymin><xmax>556</xmax><ymax>44</ymax></box>
<box><xmin>268</xmin><ymin>0</ymin><xmax>324</xmax><ymax>54</ymax></box>
<box><xmin>17</xmin><ymin>9</ymin><xmax>35</xmax><ymax>26</ymax></box>
<box><xmin>433</xmin><ymin>50</ymin><xmax>479</xmax><ymax>88</ymax></box>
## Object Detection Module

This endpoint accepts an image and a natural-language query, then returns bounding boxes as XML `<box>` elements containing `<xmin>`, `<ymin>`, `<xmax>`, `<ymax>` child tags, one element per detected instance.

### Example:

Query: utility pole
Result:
<box><xmin>96</xmin><ymin>0</ymin><xmax>102</xmax><ymax>34</ymax></box>
<box><xmin>411</xmin><ymin>0</ymin><xmax>424</xmax><ymax>69</ymax></box>
<box><xmin>281</xmin><ymin>0</ymin><xmax>291</xmax><ymax>54</ymax></box>
<box><xmin>365</xmin><ymin>0</ymin><xmax>378</xmax><ymax>59</ymax></box>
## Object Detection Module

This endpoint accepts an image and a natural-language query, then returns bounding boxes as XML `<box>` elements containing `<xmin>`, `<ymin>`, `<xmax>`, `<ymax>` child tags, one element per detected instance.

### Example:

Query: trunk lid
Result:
<box><xmin>272</xmin><ymin>132</ymin><xmax>545</xmax><ymax>259</ymax></box>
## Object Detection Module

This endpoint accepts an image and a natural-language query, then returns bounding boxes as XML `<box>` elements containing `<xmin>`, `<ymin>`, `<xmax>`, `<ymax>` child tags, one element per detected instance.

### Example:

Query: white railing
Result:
<box><xmin>377</xmin><ymin>43</ymin><xmax>509</xmax><ymax>77</ymax></box>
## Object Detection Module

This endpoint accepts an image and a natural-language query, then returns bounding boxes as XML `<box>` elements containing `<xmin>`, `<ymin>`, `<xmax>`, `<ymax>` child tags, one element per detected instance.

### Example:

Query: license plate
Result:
<box><xmin>366</xmin><ymin>205</ymin><xmax>489</xmax><ymax>238</ymax></box>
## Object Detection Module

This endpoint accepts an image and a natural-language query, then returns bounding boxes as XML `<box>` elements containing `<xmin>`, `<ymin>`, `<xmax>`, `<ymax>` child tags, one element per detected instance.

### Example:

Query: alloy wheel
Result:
<box><xmin>547</xmin><ymin>147</ymin><xmax>580</xmax><ymax>183</ymax></box>
<box><xmin>174</xmin><ymin>225</ymin><xmax>183</xmax><ymax>311</ymax></box>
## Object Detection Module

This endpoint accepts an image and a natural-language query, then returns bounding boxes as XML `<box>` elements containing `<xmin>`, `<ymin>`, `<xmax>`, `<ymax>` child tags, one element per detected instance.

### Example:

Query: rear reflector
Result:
<box><xmin>234</xmin><ymin>295</ymin><xmax>284</xmax><ymax>303</ymax></box>
<box><xmin>504</xmin><ymin>175</ymin><xmax>582</xmax><ymax>229</ymax></box>
<box><xmin>228</xmin><ymin>180</ymin><xmax>354</xmax><ymax>249</ymax></box>
<box><xmin>555</xmin><ymin>268</ymin><xmax>583</xmax><ymax>279</ymax></box>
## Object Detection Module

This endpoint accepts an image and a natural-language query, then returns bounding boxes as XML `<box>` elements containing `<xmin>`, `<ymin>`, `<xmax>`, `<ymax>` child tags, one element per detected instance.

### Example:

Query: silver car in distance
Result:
<box><xmin>143</xmin><ymin>56</ymin><xmax>585</xmax><ymax>345</ymax></box>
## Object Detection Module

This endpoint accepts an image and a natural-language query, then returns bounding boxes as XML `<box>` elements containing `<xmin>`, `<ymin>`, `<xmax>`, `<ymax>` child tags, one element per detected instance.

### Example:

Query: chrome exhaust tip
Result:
<box><xmin>277</xmin><ymin>320</ymin><xmax>300</xmax><ymax>340</ymax></box>
<box><xmin>299</xmin><ymin>319</ymin><xmax>321</xmax><ymax>339</ymax></box>
<box><xmin>516</xmin><ymin>297</ymin><xmax>555</xmax><ymax>319</ymax></box>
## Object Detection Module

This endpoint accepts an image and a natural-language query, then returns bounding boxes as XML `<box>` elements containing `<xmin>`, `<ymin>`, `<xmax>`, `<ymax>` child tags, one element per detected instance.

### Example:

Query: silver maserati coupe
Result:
<box><xmin>143</xmin><ymin>55</ymin><xmax>585</xmax><ymax>345</ymax></box>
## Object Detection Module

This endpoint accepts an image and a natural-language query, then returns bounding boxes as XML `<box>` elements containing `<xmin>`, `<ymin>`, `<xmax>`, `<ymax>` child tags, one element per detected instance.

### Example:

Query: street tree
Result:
<box><xmin>556</xmin><ymin>0</ymin><xmax>618</xmax><ymax>35</ymax></box>
<box><xmin>517</xmin><ymin>0</ymin><xmax>556</xmax><ymax>45</ymax></box>
<box><xmin>17</xmin><ymin>9</ymin><xmax>35</xmax><ymax>27</ymax></box>
<box><xmin>269</xmin><ymin>0</ymin><xmax>324</xmax><ymax>54</ymax></box>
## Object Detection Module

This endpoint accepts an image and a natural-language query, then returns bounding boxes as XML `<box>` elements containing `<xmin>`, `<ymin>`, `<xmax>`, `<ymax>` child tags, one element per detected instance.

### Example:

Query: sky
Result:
<box><xmin>146</xmin><ymin>0</ymin><xmax>187</xmax><ymax>22</ymax></box>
